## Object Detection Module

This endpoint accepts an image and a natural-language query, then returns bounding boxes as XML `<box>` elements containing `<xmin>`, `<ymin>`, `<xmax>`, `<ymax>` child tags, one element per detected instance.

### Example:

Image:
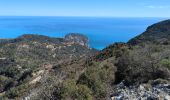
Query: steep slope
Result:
<box><xmin>128</xmin><ymin>19</ymin><xmax>170</xmax><ymax>45</ymax></box>
<box><xmin>81</xmin><ymin>20</ymin><xmax>170</xmax><ymax>100</ymax></box>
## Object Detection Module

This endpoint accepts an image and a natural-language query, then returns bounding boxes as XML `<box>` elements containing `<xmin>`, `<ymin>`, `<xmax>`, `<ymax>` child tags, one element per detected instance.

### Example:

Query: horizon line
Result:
<box><xmin>0</xmin><ymin>15</ymin><xmax>169</xmax><ymax>18</ymax></box>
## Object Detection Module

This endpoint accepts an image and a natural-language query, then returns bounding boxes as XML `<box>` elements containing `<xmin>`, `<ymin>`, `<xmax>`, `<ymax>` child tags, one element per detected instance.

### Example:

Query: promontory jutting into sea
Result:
<box><xmin>0</xmin><ymin>16</ymin><xmax>166</xmax><ymax>49</ymax></box>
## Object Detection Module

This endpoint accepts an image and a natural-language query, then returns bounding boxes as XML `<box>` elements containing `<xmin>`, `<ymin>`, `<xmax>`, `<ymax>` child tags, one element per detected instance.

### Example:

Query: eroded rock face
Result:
<box><xmin>64</xmin><ymin>33</ymin><xmax>89</xmax><ymax>47</ymax></box>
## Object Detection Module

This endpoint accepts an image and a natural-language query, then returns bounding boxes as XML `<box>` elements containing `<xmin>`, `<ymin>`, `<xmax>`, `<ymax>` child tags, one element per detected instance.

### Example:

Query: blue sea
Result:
<box><xmin>0</xmin><ymin>16</ymin><xmax>168</xmax><ymax>49</ymax></box>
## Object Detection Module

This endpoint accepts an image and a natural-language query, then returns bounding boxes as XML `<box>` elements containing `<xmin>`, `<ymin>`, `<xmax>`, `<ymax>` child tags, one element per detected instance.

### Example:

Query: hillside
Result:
<box><xmin>0</xmin><ymin>33</ymin><xmax>97</xmax><ymax>99</ymax></box>
<box><xmin>128</xmin><ymin>19</ymin><xmax>170</xmax><ymax>45</ymax></box>
<box><xmin>0</xmin><ymin>20</ymin><xmax>170</xmax><ymax>100</ymax></box>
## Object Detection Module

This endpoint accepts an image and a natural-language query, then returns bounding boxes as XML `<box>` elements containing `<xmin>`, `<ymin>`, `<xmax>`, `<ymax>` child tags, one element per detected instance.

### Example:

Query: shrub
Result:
<box><xmin>0</xmin><ymin>75</ymin><xmax>11</xmax><ymax>92</ymax></box>
<box><xmin>54</xmin><ymin>79</ymin><xmax>93</xmax><ymax>100</ymax></box>
<box><xmin>115</xmin><ymin>44</ymin><xmax>170</xmax><ymax>85</ymax></box>
<box><xmin>61</xmin><ymin>79</ymin><xmax>77</xmax><ymax>98</ymax></box>
<box><xmin>6</xmin><ymin>88</ymin><xmax>19</xmax><ymax>98</ymax></box>
<box><xmin>5</xmin><ymin>83</ymin><xmax>29</xmax><ymax>99</ymax></box>
<box><xmin>77</xmin><ymin>62</ymin><xmax>115</xmax><ymax>98</ymax></box>
<box><xmin>76</xmin><ymin>84</ymin><xmax>93</xmax><ymax>100</ymax></box>
<box><xmin>160</xmin><ymin>59</ymin><xmax>170</xmax><ymax>70</ymax></box>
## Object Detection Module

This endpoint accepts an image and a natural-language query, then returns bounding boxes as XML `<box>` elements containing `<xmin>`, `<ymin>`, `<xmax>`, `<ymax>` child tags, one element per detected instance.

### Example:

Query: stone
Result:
<box><xmin>111</xmin><ymin>80</ymin><xmax>170</xmax><ymax>100</ymax></box>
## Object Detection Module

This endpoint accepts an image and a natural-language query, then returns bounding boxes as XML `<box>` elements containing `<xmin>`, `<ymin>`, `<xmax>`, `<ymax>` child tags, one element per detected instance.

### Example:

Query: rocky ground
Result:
<box><xmin>111</xmin><ymin>79</ymin><xmax>170</xmax><ymax>100</ymax></box>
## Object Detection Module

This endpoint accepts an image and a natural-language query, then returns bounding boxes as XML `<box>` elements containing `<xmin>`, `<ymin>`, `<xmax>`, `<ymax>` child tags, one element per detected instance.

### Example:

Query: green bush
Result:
<box><xmin>55</xmin><ymin>79</ymin><xmax>93</xmax><ymax>100</ymax></box>
<box><xmin>6</xmin><ymin>87</ymin><xmax>20</xmax><ymax>98</ymax></box>
<box><xmin>61</xmin><ymin>79</ymin><xmax>77</xmax><ymax>98</ymax></box>
<box><xmin>77</xmin><ymin>63</ymin><xmax>115</xmax><ymax>98</ymax></box>
<box><xmin>5</xmin><ymin>83</ymin><xmax>29</xmax><ymax>99</ymax></box>
<box><xmin>160</xmin><ymin>59</ymin><xmax>170</xmax><ymax>70</ymax></box>
<box><xmin>76</xmin><ymin>84</ymin><xmax>93</xmax><ymax>100</ymax></box>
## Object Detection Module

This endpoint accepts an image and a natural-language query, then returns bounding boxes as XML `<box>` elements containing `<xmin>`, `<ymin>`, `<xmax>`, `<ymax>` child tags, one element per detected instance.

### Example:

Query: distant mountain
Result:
<box><xmin>128</xmin><ymin>19</ymin><xmax>170</xmax><ymax>45</ymax></box>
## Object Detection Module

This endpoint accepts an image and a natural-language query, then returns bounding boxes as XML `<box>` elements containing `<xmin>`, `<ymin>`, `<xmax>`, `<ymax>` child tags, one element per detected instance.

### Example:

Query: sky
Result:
<box><xmin>0</xmin><ymin>0</ymin><xmax>170</xmax><ymax>17</ymax></box>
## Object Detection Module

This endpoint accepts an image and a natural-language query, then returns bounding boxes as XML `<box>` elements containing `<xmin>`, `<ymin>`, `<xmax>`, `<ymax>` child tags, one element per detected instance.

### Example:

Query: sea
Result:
<box><xmin>0</xmin><ymin>16</ymin><xmax>168</xmax><ymax>50</ymax></box>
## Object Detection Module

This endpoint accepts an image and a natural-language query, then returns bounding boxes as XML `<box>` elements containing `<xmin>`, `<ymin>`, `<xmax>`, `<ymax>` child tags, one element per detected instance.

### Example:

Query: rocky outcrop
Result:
<box><xmin>64</xmin><ymin>33</ymin><xmax>89</xmax><ymax>47</ymax></box>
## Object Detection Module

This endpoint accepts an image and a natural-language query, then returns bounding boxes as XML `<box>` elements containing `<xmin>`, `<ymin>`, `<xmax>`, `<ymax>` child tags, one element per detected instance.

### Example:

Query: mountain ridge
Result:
<box><xmin>128</xmin><ymin>19</ymin><xmax>170</xmax><ymax>45</ymax></box>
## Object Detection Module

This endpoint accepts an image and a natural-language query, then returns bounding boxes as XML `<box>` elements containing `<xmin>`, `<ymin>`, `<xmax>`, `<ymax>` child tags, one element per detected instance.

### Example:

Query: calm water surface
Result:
<box><xmin>0</xmin><ymin>16</ymin><xmax>167</xmax><ymax>49</ymax></box>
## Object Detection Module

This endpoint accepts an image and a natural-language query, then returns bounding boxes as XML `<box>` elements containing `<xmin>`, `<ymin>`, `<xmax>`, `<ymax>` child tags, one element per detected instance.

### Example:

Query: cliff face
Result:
<box><xmin>65</xmin><ymin>33</ymin><xmax>89</xmax><ymax>47</ymax></box>
<box><xmin>128</xmin><ymin>20</ymin><xmax>170</xmax><ymax>45</ymax></box>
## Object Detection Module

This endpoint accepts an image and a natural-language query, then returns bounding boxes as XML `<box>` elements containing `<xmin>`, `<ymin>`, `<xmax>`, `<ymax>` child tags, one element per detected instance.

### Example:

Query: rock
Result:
<box><xmin>111</xmin><ymin>80</ymin><xmax>170</xmax><ymax>100</ymax></box>
<box><xmin>29</xmin><ymin>76</ymin><xmax>42</xmax><ymax>85</ymax></box>
<box><xmin>111</xmin><ymin>95</ymin><xmax>123</xmax><ymax>100</ymax></box>
<box><xmin>64</xmin><ymin>33</ymin><xmax>89</xmax><ymax>47</ymax></box>
<box><xmin>46</xmin><ymin>44</ymin><xmax>54</xmax><ymax>49</ymax></box>
<box><xmin>139</xmin><ymin>85</ymin><xmax>145</xmax><ymax>91</ymax></box>
<box><xmin>165</xmin><ymin>95</ymin><xmax>170</xmax><ymax>100</ymax></box>
<box><xmin>0</xmin><ymin>57</ymin><xmax>6</xmax><ymax>60</ymax></box>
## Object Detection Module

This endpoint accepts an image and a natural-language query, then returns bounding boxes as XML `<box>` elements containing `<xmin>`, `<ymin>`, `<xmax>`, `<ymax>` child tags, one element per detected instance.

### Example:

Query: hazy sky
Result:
<box><xmin>0</xmin><ymin>0</ymin><xmax>170</xmax><ymax>17</ymax></box>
